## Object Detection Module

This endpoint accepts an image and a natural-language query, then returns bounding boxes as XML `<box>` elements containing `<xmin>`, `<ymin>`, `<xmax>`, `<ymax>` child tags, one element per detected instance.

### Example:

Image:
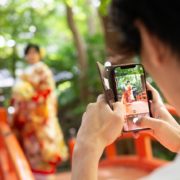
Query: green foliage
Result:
<box><xmin>0</xmin><ymin>0</ymin><xmax>105</xmax><ymax>131</ymax></box>
<box><xmin>115</xmin><ymin>65</ymin><xmax>144</xmax><ymax>95</ymax></box>
<box><xmin>86</xmin><ymin>33</ymin><xmax>106</xmax><ymax>97</ymax></box>
<box><xmin>152</xmin><ymin>141</ymin><xmax>176</xmax><ymax>161</ymax></box>
<box><xmin>99</xmin><ymin>0</ymin><xmax>111</xmax><ymax>16</ymax></box>
<box><xmin>56</xmin><ymin>33</ymin><xmax>106</xmax><ymax>129</ymax></box>
<box><xmin>115</xmin><ymin>65</ymin><xmax>144</xmax><ymax>76</ymax></box>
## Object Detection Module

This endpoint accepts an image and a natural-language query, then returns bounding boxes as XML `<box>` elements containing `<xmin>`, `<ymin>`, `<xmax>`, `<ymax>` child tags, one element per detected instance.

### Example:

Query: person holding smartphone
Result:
<box><xmin>72</xmin><ymin>0</ymin><xmax>180</xmax><ymax>179</ymax></box>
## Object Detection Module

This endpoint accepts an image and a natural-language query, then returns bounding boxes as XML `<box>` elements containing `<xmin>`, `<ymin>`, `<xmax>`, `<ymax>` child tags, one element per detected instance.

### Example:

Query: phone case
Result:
<box><xmin>97</xmin><ymin>61</ymin><xmax>152</xmax><ymax>133</ymax></box>
<box><xmin>96</xmin><ymin>62</ymin><xmax>115</xmax><ymax>109</ymax></box>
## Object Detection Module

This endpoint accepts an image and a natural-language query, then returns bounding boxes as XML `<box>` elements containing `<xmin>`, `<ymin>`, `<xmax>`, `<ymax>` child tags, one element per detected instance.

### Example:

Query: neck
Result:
<box><xmin>151</xmin><ymin>60</ymin><xmax>180</xmax><ymax>115</ymax></box>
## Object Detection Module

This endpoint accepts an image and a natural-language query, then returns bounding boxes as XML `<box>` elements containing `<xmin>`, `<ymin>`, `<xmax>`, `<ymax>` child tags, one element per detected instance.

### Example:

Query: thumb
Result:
<box><xmin>136</xmin><ymin>116</ymin><xmax>161</xmax><ymax>130</ymax></box>
<box><xmin>112</xmin><ymin>102</ymin><xmax>125</xmax><ymax>118</ymax></box>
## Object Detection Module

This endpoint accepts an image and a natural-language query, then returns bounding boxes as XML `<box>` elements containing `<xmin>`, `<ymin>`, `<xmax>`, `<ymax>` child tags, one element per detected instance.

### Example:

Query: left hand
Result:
<box><xmin>75</xmin><ymin>94</ymin><xmax>125</xmax><ymax>155</ymax></box>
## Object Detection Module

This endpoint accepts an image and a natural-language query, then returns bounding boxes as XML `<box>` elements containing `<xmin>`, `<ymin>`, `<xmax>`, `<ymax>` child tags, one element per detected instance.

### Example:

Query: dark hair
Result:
<box><xmin>24</xmin><ymin>44</ymin><xmax>40</xmax><ymax>55</ymax></box>
<box><xmin>110</xmin><ymin>0</ymin><xmax>180</xmax><ymax>56</ymax></box>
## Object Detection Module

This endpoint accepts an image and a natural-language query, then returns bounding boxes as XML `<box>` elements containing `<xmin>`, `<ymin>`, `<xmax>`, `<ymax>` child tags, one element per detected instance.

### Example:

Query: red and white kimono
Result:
<box><xmin>12</xmin><ymin>61</ymin><xmax>68</xmax><ymax>173</ymax></box>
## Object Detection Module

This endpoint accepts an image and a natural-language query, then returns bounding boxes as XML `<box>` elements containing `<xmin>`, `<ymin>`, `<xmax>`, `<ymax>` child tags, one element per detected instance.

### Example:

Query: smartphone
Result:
<box><xmin>111</xmin><ymin>64</ymin><xmax>151</xmax><ymax>132</ymax></box>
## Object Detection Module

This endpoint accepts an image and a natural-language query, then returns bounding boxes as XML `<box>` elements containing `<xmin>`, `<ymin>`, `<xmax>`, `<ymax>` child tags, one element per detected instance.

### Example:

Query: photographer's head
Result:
<box><xmin>24</xmin><ymin>44</ymin><xmax>41</xmax><ymax>65</ymax></box>
<box><xmin>110</xmin><ymin>0</ymin><xmax>180</xmax><ymax>111</ymax></box>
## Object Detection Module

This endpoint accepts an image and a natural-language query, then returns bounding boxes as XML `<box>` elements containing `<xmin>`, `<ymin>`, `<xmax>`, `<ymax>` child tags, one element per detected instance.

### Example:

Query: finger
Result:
<box><xmin>113</xmin><ymin>101</ymin><xmax>123</xmax><ymax>111</ymax></box>
<box><xmin>97</xmin><ymin>94</ymin><xmax>106</xmax><ymax>103</ymax></box>
<box><xmin>97</xmin><ymin>94</ymin><xmax>112</xmax><ymax>112</ymax></box>
<box><xmin>112</xmin><ymin>102</ymin><xmax>125</xmax><ymax>118</ymax></box>
<box><xmin>81</xmin><ymin>112</ymin><xmax>87</xmax><ymax>124</ymax></box>
<box><xmin>146</xmin><ymin>81</ymin><xmax>155</xmax><ymax>91</ymax></box>
<box><xmin>86</xmin><ymin>103</ymin><xmax>95</xmax><ymax>111</ymax></box>
<box><xmin>146</xmin><ymin>82</ymin><xmax>159</xmax><ymax>98</ymax></box>
<box><xmin>135</xmin><ymin>116</ymin><xmax>161</xmax><ymax>130</ymax></box>
<box><xmin>82</xmin><ymin>112</ymin><xmax>86</xmax><ymax>119</ymax></box>
<box><xmin>146</xmin><ymin>82</ymin><xmax>161</xmax><ymax>104</ymax></box>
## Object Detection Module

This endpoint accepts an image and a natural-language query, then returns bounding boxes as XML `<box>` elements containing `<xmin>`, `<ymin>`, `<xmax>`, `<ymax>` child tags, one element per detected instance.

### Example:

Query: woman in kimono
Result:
<box><xmin>12</xmin><ymin>44</ymin><xmax>68</xmax><ymax>173</ymax></box>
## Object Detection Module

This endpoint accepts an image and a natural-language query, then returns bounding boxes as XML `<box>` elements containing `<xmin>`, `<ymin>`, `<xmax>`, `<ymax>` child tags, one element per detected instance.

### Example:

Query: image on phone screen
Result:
<box><xmin>114</xmin><ymin>64</ymin><xmax>150</xmax><ymax>132</ymax></box>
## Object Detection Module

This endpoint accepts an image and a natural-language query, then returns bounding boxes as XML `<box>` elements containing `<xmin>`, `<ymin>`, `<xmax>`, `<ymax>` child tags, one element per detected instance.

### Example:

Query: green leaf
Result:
<box><xmin>99</xmin><ymin>0</ymin><xmax>111</xmax><ymax>16</ymax></box>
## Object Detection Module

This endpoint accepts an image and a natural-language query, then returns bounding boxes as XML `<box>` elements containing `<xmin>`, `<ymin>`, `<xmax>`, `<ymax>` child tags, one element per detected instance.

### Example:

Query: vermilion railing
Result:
<box><xmin>0</xmin><ymin>108</ymin><xmax>34</xmax><ymax>180</ymax></box>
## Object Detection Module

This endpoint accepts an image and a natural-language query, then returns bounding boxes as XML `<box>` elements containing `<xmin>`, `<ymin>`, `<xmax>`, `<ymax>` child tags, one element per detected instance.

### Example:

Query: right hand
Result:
<box><xmin>137</xmin><ymin>82</ymin><xmax>180</xmax><ymax>152</ymax></box>
<box><xmin>75</xmin><ymin>95</ymin><xmax>125</xmax><ymax>155</ymax></box>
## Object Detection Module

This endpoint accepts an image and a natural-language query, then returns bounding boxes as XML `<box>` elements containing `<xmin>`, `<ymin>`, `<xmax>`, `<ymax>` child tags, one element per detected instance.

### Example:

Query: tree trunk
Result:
<box><xmin>86</xmin><ymin>0</ymin><xmax>96</xmax><ymax>36</ymax></box>
<box><xmin>12</xmin><ymin>45</ymin><xmax>17</xmax><ymax>78</ymax></box>
<box><xmin>66</xmin><ymin>4</ymin><xmax>89</xmax><ymax>102</ymax></box>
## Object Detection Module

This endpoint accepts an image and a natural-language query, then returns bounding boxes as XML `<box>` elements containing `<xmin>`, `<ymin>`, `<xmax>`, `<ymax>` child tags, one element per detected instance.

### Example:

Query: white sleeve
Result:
<box><xmin>140</xmin><ymin>154</ymin><xmax>180</xmax><ymax>180</ymax></box>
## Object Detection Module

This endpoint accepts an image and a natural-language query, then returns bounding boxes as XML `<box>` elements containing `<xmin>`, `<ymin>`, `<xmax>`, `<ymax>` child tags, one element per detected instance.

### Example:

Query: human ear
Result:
<box><xmin>135</xmin><ymin>20</ymin><xmax>167</xmax><ymax>67</ymax></box>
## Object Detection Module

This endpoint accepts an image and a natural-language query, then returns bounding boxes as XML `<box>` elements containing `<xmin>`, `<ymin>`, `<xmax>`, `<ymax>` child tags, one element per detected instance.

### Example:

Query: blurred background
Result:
<box><xmin>0</xmin><ymin>0</ymin><xmax>178</xmax><ymax>174</ymax></box>
<box><xmin>0</xmin><ymin>0</ymin><xmax>108</xmax><ymax>138</ymax></box>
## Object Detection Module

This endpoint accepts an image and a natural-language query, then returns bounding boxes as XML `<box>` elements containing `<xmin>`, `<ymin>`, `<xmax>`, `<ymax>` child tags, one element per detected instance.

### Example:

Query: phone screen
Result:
<box><xmin>113</xmin><ymin>64</ymin><xmax>150</xmax><ymax>132</ymax></box>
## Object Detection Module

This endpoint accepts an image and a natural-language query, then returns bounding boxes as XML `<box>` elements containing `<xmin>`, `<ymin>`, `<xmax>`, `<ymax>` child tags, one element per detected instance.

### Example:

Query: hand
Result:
<box><xmin>136</xmin><ymin>82</ymin><xmax>180</xmax><ymax>152</ymax></box>
<box><xmin>72</xmin><ymin>95</ymin><xmax>125</xmax><ymax>180</ymax></box>
<box><xmin>75</xmin><ymin>94</ymin><xmax>125</xmax><ymax>155</ymax></box>
<box><xmin>147</xmin><ymin>82</ymin><xmax>179</xmax><ymax>128</ymax></box>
